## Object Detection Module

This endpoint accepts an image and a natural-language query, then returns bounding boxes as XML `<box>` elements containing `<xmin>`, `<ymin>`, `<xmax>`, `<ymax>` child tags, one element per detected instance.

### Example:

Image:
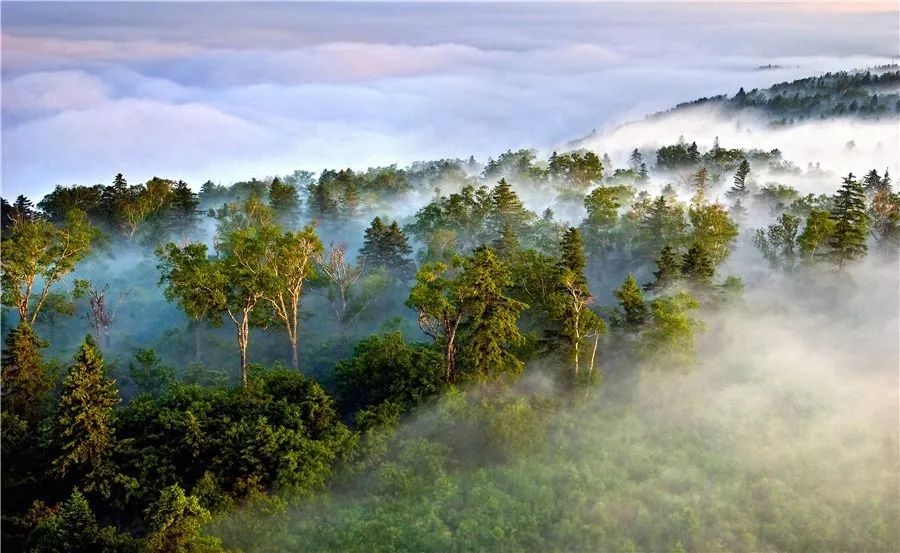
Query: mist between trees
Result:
<box><xmin>1</xmin><ymin>68</ymin><xmax>898</xmax><ymax>552</ymax></box>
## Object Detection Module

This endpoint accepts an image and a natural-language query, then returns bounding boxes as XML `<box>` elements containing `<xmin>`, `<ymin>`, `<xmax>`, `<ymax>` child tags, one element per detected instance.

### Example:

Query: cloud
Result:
<box><xmin>2</xmin><ymin>70</ymin><xmax>110</xmax><ymax>114</ymax></box>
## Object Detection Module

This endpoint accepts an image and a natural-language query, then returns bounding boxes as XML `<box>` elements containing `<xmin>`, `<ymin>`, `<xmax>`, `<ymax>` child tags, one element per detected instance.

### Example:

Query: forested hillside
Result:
<box><xmin>2</xmin><ymin>69</ymin><xmax>899</xmax><ymax>552</ymax></box>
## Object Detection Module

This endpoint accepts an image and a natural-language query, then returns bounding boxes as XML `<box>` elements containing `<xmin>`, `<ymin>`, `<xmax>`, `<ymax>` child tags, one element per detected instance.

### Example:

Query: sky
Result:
<box><xmin>2</xmin><ymin>2</ymin><xmax>898</xmax><ymax>199</ymax></box>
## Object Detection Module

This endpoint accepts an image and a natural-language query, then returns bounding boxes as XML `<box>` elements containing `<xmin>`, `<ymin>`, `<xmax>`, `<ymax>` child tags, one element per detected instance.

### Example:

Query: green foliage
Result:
<box><xmin>644</xmin><ymin>292</ymin><xmax>702</xmax><ymax>368</ymax></box>
<box><xmin>129</xmin><ymin>348</ymin><xmax>176</xmax><ymax>397</ymax></box>
<box><xmin>647</xmin><ymin>245</ymin><xmax>682</xmax><ymax>291</ymax></box>
<box><xmin>457</xmin><ymin>247</ymin><xmax>528</xmax><ymax>382</ymax></box>
<box><xmin>268</xmin><ymin>177</ymin><xmax>301</xmax><ymax>228</ymax></box>
<box><xmin>687</xmin><ymin>201</ymin><xmax>738</xmax><ymax>267</ymax></box>
<box><xmin>54</xmin><ymin>336</ymin><xmax>124</xmax><ymax>497</ymax></box>
<box><xmin>549</xmin><ymin>150</ymin><xmax>604</xmax><ymax>191</ymax></box>
<box><xmin>614</xmin><ymin>274</ymin><xmax>648</xmax><ymax>330</ymax></box>
<box><xmin>827</xmin><ymin>173</ymin><xmax>869</xmax><ymax>266</ymax></box>
<box><xmin>753</xmin><ymin>213</ymin><xmax>801</xmax><ymax>271</ymax></box>
<box><xmin>145</xmin><ymin>485</ymin><xmax>225</xmax><ymax>553</ymax></box>
<box><xmin>1</xmin><ymin>322</ymin><xmax>51</xmax><ymax>425</ymax></box>
<box><xmin>335</xmin><ymin>332</ymin><xmax>444</xmax><ymax>413</ymax></box>
<box><xmin>1</xmin><ymin>209</ymin><xmax>96</xmax><ymax>324</ymax></box>
<box><xmin>681</xmin><ymin>242</ymin><xmax>715</xmax><ymax>285</ymax></box>
<box><xmin>359</xmin><ymin>217</ymin><xmax>414</xmax><ymax>280</ymax></box>
<box><xmin>798</xmin><ymin>209</ymin><xmax>836</xmax><ymax>262</ymax></box>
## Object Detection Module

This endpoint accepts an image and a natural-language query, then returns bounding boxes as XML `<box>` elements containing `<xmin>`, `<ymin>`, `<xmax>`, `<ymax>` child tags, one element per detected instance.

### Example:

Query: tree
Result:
<box><xmin>335</xmin><ymin>332</ymin><xmax>444</xmax><ymax>413</ymax></box>
<box><xmin>690</xmin><ymin>167</ymin><xmax>709</xmax><ymax>204</ymax></box>
<box><xmin>73</xmin><ymin>280</ymin><xmax>132</xmax><ymax>349</ymax></box>
<box><xmin>1</xmin><ymin>322</ymin><xmax>50</xmax><ymax>426</ymax></box>
<box><xmin>269</xmin><ymin>177</ymin><xmax>301</xmax><ymax>228</ymax></box>
<box><xmin>549</xmin><ymin>228</ymin><xmax>605</xmax><ymax>385</ymax></box>
<box><xmin>31</xmin><ymin>490</ymin><xmax>103</xmax><ymax>553</ymax></box>
<box><xmin>145</xmin><ymin>485</ymin><xmax>224</xmax><ymax>553</ymax></box>
<box><xmin>681</xmin><ymin>242</ymin><xmax>715</xmax><ymax>285</ymax></box>
<box><xmin>688</xmin><ymin>201</ymin><xmax>738</xmax><ymax>266</ymax></box>
<box><xmin>488</xmin><ymin>178</ymin><xmax>534</xmax><ymax>238</ymax></box>
<box><xmin>319</xmin><ymin>242</ymin><xmax>387</xmax><ymax>340</ymax></box>
<box><xmin>862</xmin><ymin>169</ymin><xmax>884</xmax><ymax>194</ymax></box>
<box><xmin>628</xmin><ymin>148</ymin><xmax>643</xmax><ymax>171</ymax></box>
<box><xmin>54</xmin><ymin>336</ymin><xmax>121</xmax><ymax>496</ymax></box>
<box><xmin>798</xmin><ymin>209</ymin><xmax>836</xmax><ymax>262</ymax></box>
<box><xmin>359</xmin><ymin>217</ymin><xmax>414</xmax><ymax>280</ymax></box>
<box><xmin>407</xmin><ymin>258</ymin><xmax>467</xmax><ymax>382</ymax></box>
<box><xmin>638</xmin><ymin>194</ymin><xmax>689</xmax><ymax>256</ymax></box>
<box><xmin>646</xmin><ymin>244</ymin><xmax>682</xmax><ymax>291</ymax></box>
<box><xmin>491</xmin><ymin>223</ymin><xmax>520</xmax><ymax>261</ymax></box>
<box><xmin>263</xmin><ymin>225</ymin><xmax>323</xmax><ymax>370</ymax></box>
<box><xmin>827</xmin><ymin>173</ymin><xmax>869</xmax><ymax>267</ymax></box>
<box><xmin>614</xmin><ymin>274</ymin><xmax>647</xmax><ymax>330</ymax></box>
<box><xmin>645</xmin><ymin>292</ymin><xmax>702</xmax><ymax>369</ymax></box>
<box><xmin>753</xmin><ymin>213</ymin><xmax>801</xmax><ymax>270</ymax></box>
<box><xmin>156</xmin><ymin>243</ymin><xmax>227</xmax><ymax>364</ymax></box>
<box><xmin>727</xmin><ymin>159</ymin><xmax>751</xmax><ymax>202</ymax></box>
<box><xmin>456</xmin><ymin>246</ymin><xmax>528</xmax><ymax>381</ymax></box>
<box><xmin>1</xmin><ymin>209</ymin><xmax>95</xmax><ymax>325</ymax></box>
<box><xmin>869</xmin><ymin>188</ymin><xmax>900</xmax><ymax>248</ymax></box>
<box><xmin>119</xmin><ymin>178</ymin><xmax>174</xmax><ymax>240</ymax></box>
<box><xmin>549</xmin><ymin>150</ymin><xmax>603</xmax><ymax>191</ymax></box>
<box><xmin>167</xmin><ymin>180</ymin><xmax>200</xmax><ymax>240</ymax></box>
<box><xmin>582</xmin><ymin>185</ymin><xmax>632</xmax><ymax>254</ymax></box>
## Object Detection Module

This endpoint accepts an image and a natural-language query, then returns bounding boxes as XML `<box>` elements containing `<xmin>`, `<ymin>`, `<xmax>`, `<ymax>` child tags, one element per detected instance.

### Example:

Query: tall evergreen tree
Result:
<box><xmin>488</xmin><ymin>178</ymin><xmax>533</xmax><ymax>238</ymax></box>
<box><xmin>457</xmin><ymin>246</ymin><xmax>527</xmax><ymax>381</ymax></box>
<box><xmin>269</xmin><ymin>177</ymin><xmax>301</xmax><ymax>227</ymax></box>
<box><xmin>681</xmin><ymin>242</ymin><xmax>715</xmax><ymax>284</ymax></box>
<box><xmin>54</xmin><ymin>336</ymin><xmax>121</xmax><ymax>495</ymax></box>
<box><xmin>359</xmin><ymin>217</ymin><xmax>414</xmax><ymax>279</ymax></box>
<box><xmin>1</xmin><ymin>322</ymin><xmax>50</xmax><ymax>426</ymax></box>
<box><xmin>167</xmin><ymin>180</ymin><xmax>200</xmax><ymax>240</ymax></box>
<box><xmin>614</xmin><ymin>274</ymin><xmax>647</xmax><ymax>330</ymax></box>
<box><xmin>628</xmin><ymin>148</ymin><xmax>643</xmax><ymax>171</ymax></box>
<box><xmin>491</xmin><ymin>222</ymin><xmax>520</xmax><ymax>261</ymax></box>
<box><xmin>827</xmin><ymin>173</ymin><xmax>869</xmax><ymax>267</ymax></box>
<box><xmin>862</xmin><ymin>169</ymin><xmax>883</xmax><ymax>194</ymax></box>
<box><xmin>558</xmin><ymin>227</ymin><xmax>587</xmax><ymax>287</ymax></box>
<box><xmin>646</xmin><ymin>244</ymin><xmax>682</xmax><ymax>291</ymax></box>
<box><xmin>727</xmin><ymin>159</ymin><xmax>751</xmax><ymax>202</ymax></box>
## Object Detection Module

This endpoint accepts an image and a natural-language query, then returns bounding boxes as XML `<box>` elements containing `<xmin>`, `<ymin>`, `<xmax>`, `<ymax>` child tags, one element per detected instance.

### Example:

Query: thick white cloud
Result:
<box><xmin>1</xmin><ymin>3</ymin><xmax>897</xmax><ymax>197</ymax></box>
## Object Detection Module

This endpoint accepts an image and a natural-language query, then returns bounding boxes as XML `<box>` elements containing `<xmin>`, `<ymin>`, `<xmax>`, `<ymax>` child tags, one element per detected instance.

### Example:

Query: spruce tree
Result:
<box><xmin>488</xmin><ymin>178</ymin><xmax>532</xmax><ymax>238</ymax></box>
<box><xmin>1</xmin><ymin>322</ymin><xmax>50</xmax><ymax>425</ymax></box>
<box><xmin>614</xmin><ymin>274</ymin><xmax>647</xmax><ymax>329</ymax></box>
<box><xmin>727</xmin><ymin>159</ymin><xmax>751</xmax><ymax>202</ymax></box>
<box><xmin>629</xmin><ymin>148</ymin><xmax>643</xmax><ymax>171</ymax></box>
<box><xmin>359</xmin><ymin>217</ymin><xmax>414</xmax><ymax>279</ymax></box>
<box><xmin>54</xmin><ymin>336</ymin><xmax>121</xmax><ymax>495</ymax></box>
<box><xmin>681</xmin><ymin>242</ymin><xmax>715</xmax><ymax>284</ymax></box>
<box><xmin>647</xmin><ymin>244</ymin><xmax>682</xmax><ymax>291</ymax></box>
<box><xmin>862</xmin><ymin>169</ymin><xmax>882</xmax><ymax>194</ymax></box>
<box><xmin>827</xmin><ymin>173</ymin><xmax>869</xmax><ymax>267</ymax></box>
<box><xmin>269</xmin><ymin>177</ymin><xmax>301</xmax><ymax>227</ymax></box>
<box><xmin>457</xmin><ymin>246</ymin><xmax>527</xmax><ymax>381</ymax></box>
<box><xmin>491</xmin><ymin>222</ymin><xmax>520</xmax><ymax>261</ymax></box>
<box><xmin>558</xmin><ymin>227</ymin><xmax>587</xmax><ymax>286</ymax></box>
<box><xmin>35</xmin><ymin>490</ymin><xmax>103</xmax><ymax>553</ymax></box>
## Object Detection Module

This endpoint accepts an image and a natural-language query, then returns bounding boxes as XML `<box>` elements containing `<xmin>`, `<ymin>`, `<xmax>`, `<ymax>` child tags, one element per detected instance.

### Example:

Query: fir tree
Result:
<box><xmin>488</xmin><ymin>178</ymin><xmax>533</xmax><ymax>238</ymax></box>
<box><xmin>269</xmin><ymin>177</ymin><xmax>301</xmax><ymax>227</ymax></box>
<box><xmin>628</xmin><ymin>148</ymin><xmax>643</xmax><ymax>171</ymax></box>
<box><xmin>1</xmin><ymin>322</ymin><xmax>50</xmax><ymax>425</ymax></box>
<box><xmin>681</xmin><ymin>242</ymin><xmax>715</xmax><ymax>284</ymax></box>
<box><xmin>491</xmin><ymin>222</ymin><xmax>520</xmax><ymax>261</ymax></box>
<box><xmin>557</xmin><ymin>227</ymin><xmax>587</xmax><ymax>287</ymax></box>
<box><xmin>647</xmin><ymin>244</ymin><xmax>681</xmax><ymax>291</ymax></box>
<box><xmin>614</xmin><ymin>274</ymin><xmax>647</xmax><ymax>329</ymax></box>
<box><xmin>359</xmin><ymin>217</ymin><xmax>414</xmax><ymax>280</ymax></box>
<box><xmin>34</xmin><ymin>490</ymin><xmax>103</xmax><ymax>553</ymax></box>
<box><xmin>457</xmin><ymin>246</ymin><xmax>527</xmax><ymax>381</ymax></box>
<box><xmin>54</xmin><ymin>336</ymin><xmax>121</xmax><ymax>495</ymax></box>
<box><xmin>727</xmin><ymin>159</ymin><xmax>751</xmax><ymax>202</ymax></box>
<box><xmin>862</xmin><ymin>169</ymin><xmax>883</xmax><ymax>194</ymax></box>
<box><xmin>827</xmin><ymin>173</ymin><xmax>869</xmax><ymax>267</ymax></box>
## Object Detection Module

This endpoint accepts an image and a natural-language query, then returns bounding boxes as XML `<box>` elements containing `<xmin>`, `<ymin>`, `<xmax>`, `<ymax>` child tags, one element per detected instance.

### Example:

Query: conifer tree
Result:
<box><xmin>145</xmin><ymin>485</ymin><xmax>224</xmax><ymax>553</ymax></box>
<box><xmin>681</xmin><ymin>242</ymin><xmax>715</xmax><ymax>284</ymax></box>
<box><xmin>862</xmin><ymin>169</ymin><xmax>883</xmax><ymax>194</ymax></box>
<box><xmin>34</xmin><ymin>490</ymin><xmax>103</xmax><ymax>553</ymax></box>
<box><xmin>491</xmin><ymin>222</ymin><xmax>520</xmax><ymax>261</ymax></box>
<box><xmin>629</xmin><ymin>148</ymin><xmax>643</xmax><ymax>171</ymax></box>
<box><xmin>359</xmin><ymin>217</ymin><xmax>414</xmax><ymax>279</ymax></box>
<box><xmin>488</xmin><ymin>178</ymin><xmax>533</xmax><ymax>238</ymax></box>
<box><xmin>1</xmin><ymin>322</ymin><xmax>50</xmax><ymax>426</ymax></box>
<box><xmin>269</xmin><ymin>177</ymin><xmax>301</xmax><ymax>227</ymax></box>
<box><xmin>614</xmin><ymin>274</ymin><xmax>647</xmax><ymax>329</ymax></box>
<box><xmin>550</xmin><ymin>228</ymin><xmax>605</xmax><ymax>385</ymax></box>
<box><xmin>54</xmin><ymin>336</ymin><xmax>121</xmax><ymax>495</ymax></box>
<box><xmin>827</xmin><ymin>173</ymin><xmax>869</xmax><ymax>267</ymax></box>
<box><xmin>727</xmin><ymin>159</ymin><xmax>751</xmax><ymax>202</ymax></box>
<box><xmin>646</xmin><ymin>244</ymin><xmax>682</xmax><ymax>291</ymax></box>
<box><xmin>457</xmin><ymin>246</ymin><xmax>527</xmax><ymax>381</ymax></box>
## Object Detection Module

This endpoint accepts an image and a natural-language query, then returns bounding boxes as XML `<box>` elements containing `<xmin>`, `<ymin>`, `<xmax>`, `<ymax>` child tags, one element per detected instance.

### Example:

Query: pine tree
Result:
<box><xmin>862</xmin><ymin>169</ymin><xmax>883</xmax><ymax>194</ymax></box>
<box><xmin>687</xmin><ymin>142</ymin><xmax>700</xmax><ymax>164</ymax></box>
<box><xmin>457</xmin><ymin>246</ymin><xmax>527</xmax><ymax>381</ymax></box>
<box><xmin>269</xmin><ymin>177</ymin><xmax>301</xmax><ymax>227</ymax></box>
<box><xmin>646</xmin><ymin>244</ymin><xmax>681</xmax><ymax>290</ymax></box>
<box><xmin>359</xmin><ymin>217</ymin><xmax>414</xmax><ymax>280</ymax></box>
<box><xmin>488</xmin><ymin>178</ymin><xmax>532</xmax><ymax>238</ymax></box>
<box><xmin>54</xmin><ymin>336</ymin><xmax>121</xmax><ymax>495</ymax></box>
<box><xmin>550</xmin><ymin>228</ymin><xmax>605</xmax><ymax>385</ymax></box>
<box><xmin>1</xmin><ymin>322</ymin><xmax>50</xmax><ymax>425</ymax></box>
<box><xmin>629</xmin><ymin>148</ymin><xmax>643</xmax><ymax>171</ymax></box>
<box><xmin>681</xmin><ymin>242</ymin><xmax>715</xmax><ymax>284</ymax></box>
<box><xmin>491</xmin><ymin>222</ymin><xmax>519</xmax><ymax>261</ymax></box>
<box><xmin>558</xmin><ymin>227</ymin><xmax>587</xmax><ymax>287</ymax></box>
<box><xmin>827</xmin><ymin>173</ymin><xmax>869</xmax><ymax>267</ymax></box>
<box><xmin>11</xmin><ymin>195</ymin><xmax>35</xmax><ymax>222</ymax></box>
<box><xmin>36</xmin><ymin>490</ymin><xmax>103</xmax><ymax>552</ymax></box>
<box><xmin>614</xmin><ymin>274</ymin><xmax>647</xmax><ymax>329</ymax></box>
<box><xmin>638</xmin><ymin>162</ymin><xmax>649</xmax><ymax>184</ymax></box>
<box><xmin>167</xmin><ymin>180</ymin><xmax>200</xmax><ymax>239</ymax></box>
<box><xmin>727</xmin><ymin>159</ymin><xmax>751</xmax><ymax>202</ymax></box>
<box><xmin>691</xmin><ymin>167</ymin><xmax>709</xmax><ymax>204</ymax></box>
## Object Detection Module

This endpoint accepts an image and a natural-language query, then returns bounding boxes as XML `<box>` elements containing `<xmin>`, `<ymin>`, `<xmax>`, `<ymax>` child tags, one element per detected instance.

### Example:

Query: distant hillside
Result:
<box><xmin>651</xmin><ymin>66</ymin><xmax>900</xmax><ymax>126</ymax></box>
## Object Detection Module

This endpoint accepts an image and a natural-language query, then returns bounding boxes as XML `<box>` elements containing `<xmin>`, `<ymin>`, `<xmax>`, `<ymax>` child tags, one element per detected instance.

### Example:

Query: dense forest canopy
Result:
<box><xmin>2</xmin><ymin>67</ymin><xmax>899</xmax><ymax>552</ymax></box>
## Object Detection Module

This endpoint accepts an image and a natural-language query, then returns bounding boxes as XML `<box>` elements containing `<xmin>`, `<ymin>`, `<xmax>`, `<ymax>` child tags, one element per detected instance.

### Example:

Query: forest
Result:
<box><xmin>2</xmin><ymin>68</ymin><xmax>899</xmax><ymax>552</ymax></box>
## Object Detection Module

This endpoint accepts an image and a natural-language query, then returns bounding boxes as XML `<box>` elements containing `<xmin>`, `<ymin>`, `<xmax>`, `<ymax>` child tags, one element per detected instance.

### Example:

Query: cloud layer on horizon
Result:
<box><xmin>2</xmin><ymin>2</ymin><xmax>898</xmax><ymax>198</ymax></box>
